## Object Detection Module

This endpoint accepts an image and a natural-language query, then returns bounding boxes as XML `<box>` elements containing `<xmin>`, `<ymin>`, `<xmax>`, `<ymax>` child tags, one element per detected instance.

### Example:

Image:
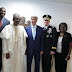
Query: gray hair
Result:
<box><xmin>31</xmin><ymin>16</ymin><xmax>38</xmax><ymax>20</ymax></box>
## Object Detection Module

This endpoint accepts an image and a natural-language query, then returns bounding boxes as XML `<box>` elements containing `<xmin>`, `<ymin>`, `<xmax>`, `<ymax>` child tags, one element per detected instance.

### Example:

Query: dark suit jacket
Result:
<box><xmin>57</xmin><ymin>32</ymin><xmax>71</xmax><ymax>57</ymax></box>
<box><xmin>43</xmin><ymin>25</ymin><xmax>57</xmax><ymax>55</ymax></box>
<box><xmin>25</xmin><ymin>25</ymin><xmax>44</xmax><ymax>55</ymax></box>
<box><xmin>0</xmin><ymin>17</ymin><xmax>10</xmax><ymax>60</ymax></box>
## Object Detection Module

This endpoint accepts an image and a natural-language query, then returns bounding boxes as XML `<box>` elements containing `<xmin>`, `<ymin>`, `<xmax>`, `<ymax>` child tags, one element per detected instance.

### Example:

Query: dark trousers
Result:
<box><xmin>0</xmin><ymin>60</ymin><xmax>2</xmax><ymax>71</ymax></box>
<box><xmin>0</xmin><ymin>39</ymin><xmax>2</xmax><ymax>71</ymax></box>
<box><xmin>42</xmin><ymin>54</ymin><xmax>51</xmax><ymax>72</ymax></box>
<box><xmin>27</xmin><ymin>53</ymin><xmax>40</xmax><ymax>72</ymax></box>
<box><xmin>55</xmin><ymin>52</ymin><xmax>67</xmax><ymax>72</ymax></box>
<box><xmin>0</xmin><ymin>48</ymin><xmax>2</xmax><ymax>71</ymax></box>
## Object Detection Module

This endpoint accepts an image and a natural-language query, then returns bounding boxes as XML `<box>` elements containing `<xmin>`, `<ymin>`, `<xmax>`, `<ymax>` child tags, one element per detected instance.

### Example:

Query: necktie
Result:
<box><xmin>0</xmin><ymin>20</ymin><xmax>2</xmax><ymax>28</ymax></box>
<box><xmin>32</xmin><ymin>26</ymin><xmax>36</xmax><ymax>40</ymax></box>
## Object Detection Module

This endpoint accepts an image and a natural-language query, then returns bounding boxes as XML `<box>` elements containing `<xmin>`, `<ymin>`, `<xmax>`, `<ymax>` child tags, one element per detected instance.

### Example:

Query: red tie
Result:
<box><xmin>0</xmin><ymin>20</ymin><xmax>2</xmax><ymax>28</ymax></box>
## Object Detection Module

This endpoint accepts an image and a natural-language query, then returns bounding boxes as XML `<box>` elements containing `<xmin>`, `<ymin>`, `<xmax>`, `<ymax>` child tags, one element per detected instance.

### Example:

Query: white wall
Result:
<box><xmin>0</xmin><ymin>0</ymin><xmax>72</xmax><ymax>33</ymax></box>
<box><xmin>0</xmin><ymin>0</ymin><xmax>72</xmax><ymax>72</ymax></box>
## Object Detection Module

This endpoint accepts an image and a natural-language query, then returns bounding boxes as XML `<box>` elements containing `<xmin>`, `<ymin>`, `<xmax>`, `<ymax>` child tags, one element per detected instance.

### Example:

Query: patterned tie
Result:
<box><xmin>32</xmin><ymin>26</ymin><xmax>36</xmax><ymax>40</ymax></box>
<box><xmin>0</xmin><ymin>20</ymin><xmax>2</xmax><ymax>28</ymax></box>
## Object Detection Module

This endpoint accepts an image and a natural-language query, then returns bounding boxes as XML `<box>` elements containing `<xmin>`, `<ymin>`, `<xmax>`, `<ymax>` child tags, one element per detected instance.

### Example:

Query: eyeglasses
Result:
<box><xmin>45</xmin><ymin>20</ymin><xmax>48</xmax><ymax>21</ymax></box>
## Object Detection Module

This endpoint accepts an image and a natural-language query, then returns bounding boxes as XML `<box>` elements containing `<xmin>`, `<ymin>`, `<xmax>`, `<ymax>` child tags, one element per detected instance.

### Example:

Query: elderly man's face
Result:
<box><xmin>31</xmin><ymin>17</ymin><xmax>37</xmax><ymax>26</ymax></box>
<box><xmin>13</xmin><ymin>17</ymin><xmax>21</xmax><ymax>25</ymax></box>
<box><xmin>0</xmin><ymin>8</ymin><xmax>6</xmax><ymax>18</ymax></box>
<box><xmin>44</xmin><ymin>20</ymin><xmax>50</xmax><ymax>26</ymax></box>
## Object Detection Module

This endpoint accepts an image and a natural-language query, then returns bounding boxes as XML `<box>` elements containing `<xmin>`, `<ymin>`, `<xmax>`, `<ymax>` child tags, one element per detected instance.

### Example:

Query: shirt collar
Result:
<box><xmin>31</xmin><ymin>24</ymin><xmax>36</xmax><ymax>28</ymax></box>
<box><xmin>45</xmin><ymin>25</ymin><xmax>50</xmax><ymax>29</ymax></box>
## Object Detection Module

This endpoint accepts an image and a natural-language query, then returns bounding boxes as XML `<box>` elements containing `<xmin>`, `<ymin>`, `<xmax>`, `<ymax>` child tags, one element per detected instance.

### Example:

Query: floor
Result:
<box><xmin>1</xmin><ymin>50</ymin><xmax>72</xmax><ymax>72</ymax></box>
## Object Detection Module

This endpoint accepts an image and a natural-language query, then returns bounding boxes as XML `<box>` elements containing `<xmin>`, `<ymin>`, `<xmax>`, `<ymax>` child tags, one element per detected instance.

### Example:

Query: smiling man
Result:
<box><xmin>0</xmin><ymin>13</ymin><xmax>28</xmax><ymax>72</ymax></box>
<box><xmin>25</xmin><ymin>16</ymin><xmax>44</xmax><ymax>72</ymax></box>
<box><xmin>42</xmin><ymin>14</ymin><xmax>57</xmax><ymax>72</ymax></box>
<box><xmin>0</xmin><ymin>7</ymin><xmax>10</xmax><ymax>71</ymax></box>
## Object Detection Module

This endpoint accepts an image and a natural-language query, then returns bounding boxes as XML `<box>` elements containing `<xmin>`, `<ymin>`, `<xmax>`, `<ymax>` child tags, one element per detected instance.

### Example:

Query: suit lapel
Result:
<box><xmin>2</xmin><ymin>17</ymin><xmax>6</xmax><ymax>29</ymax></box>
<box><xmin>29</xmin><ymin>25</ymin><xmax>33</xmax><ymax>39</ymax></box>
<box><xmin>36</xmin><ymin>25</ymin><xmax>39</xmax><ymax>39</ymax></box>
<box><xmin>0</xmin><ymin>18</ymin><xmax>4</xmax><ymax>32</ymax></box>
<box><xmin>62</xmin><ymin>32</ymin><xmax>67</xmax><ymax>43</ymax></box>
<box><xmin>29</xmin><ymin>25</ymin><xmax>40</xmax><ymax>40</ymax></box>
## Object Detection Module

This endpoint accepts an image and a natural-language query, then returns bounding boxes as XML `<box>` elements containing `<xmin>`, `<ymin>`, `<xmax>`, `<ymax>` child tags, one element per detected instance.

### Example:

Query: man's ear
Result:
<box><xmin>49</xmin><ymin>20</ymin><xmax>50</xmax><ymax>23</ymax></box>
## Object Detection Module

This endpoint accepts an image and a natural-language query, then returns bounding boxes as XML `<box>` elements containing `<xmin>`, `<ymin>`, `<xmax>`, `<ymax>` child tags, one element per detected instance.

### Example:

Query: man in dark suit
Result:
<box><xmin>0</xmin><ymin>7</ymin><xmax>10</xmax><ymax>71</ymax></box>
<box><xmin>25</xmin><ymin>16</ymin><xmax>44</xmax><ymax>72</ymax></box>
<box><xmin>42</xmin><ymin>15</ymin><xmax>57</xmax><ymax>72</ymax></box>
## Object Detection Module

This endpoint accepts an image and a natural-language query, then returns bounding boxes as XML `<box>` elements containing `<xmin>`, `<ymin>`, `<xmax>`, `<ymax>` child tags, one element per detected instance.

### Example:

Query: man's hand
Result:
<box><xmin>25</xmin><ymin>52</ymin><xmax>27</xmax><ymax>55</ymax></box>
<box><xmin>50</xmin><ymin>51</ymin><xmax>55</xmax><ymax>55</ymax></box>
<box><xmin>40</xmin><ymin>51</ymin><xmax>44</xmax><ymax>56</ymax></box>
<box><xmin>6</xmin><ymin>53</ymin><xmax>10</xmax><ymax>59</ymax></box>
<box><xmin>70</xmin><ymin>42</ymin><xmax>72</xmax><ymax>49</ymax></box>
<box><xmin>66</xmin><ymin>55</ymin><xmax>70</xmax><ymax>60</ymax></box>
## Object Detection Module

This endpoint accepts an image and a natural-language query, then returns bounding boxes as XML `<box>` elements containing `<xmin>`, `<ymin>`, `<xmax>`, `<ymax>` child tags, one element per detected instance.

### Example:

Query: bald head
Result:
<box><xmin>1</xmin><ymin>7</ymin><xmax>6</xmax><ymax>10</ymax></box>
<box><xmin>13</xmin><ymin>13</ymin><xmax>21</xmax><ymax>26</ymax></box>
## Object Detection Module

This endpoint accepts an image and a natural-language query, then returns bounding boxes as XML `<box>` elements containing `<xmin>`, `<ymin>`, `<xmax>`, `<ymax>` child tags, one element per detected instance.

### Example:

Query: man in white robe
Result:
<box><xmin>0</xmin><ymin>13</ymin><xmax>28</xmax><ymax>72</ymax></box>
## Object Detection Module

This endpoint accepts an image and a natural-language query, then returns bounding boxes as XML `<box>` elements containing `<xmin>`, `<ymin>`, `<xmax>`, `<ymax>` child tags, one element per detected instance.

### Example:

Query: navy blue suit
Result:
<box><xmin>0</xmin><ymin>17</ymin><xmax>10</xmax><ymax>71</ymax></box>
<box><xmin>25</xmin><ymin>25</ymin><xmax>44</xmax><ymax>72</ymax></box>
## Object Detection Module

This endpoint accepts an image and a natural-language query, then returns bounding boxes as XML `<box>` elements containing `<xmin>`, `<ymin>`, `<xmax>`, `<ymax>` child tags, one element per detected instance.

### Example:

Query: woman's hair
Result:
<box><xmin>59</xmin><ymin>22</ymin><xmax>67</xmax><ymax>31</ymax></box>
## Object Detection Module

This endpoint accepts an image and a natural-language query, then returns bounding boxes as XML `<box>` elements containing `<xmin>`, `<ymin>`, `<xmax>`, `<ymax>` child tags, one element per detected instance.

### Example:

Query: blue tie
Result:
<box><xmin>32</xmin><ymin>26</ymin><xmax>36</xmax><ymax>40</ymax></box>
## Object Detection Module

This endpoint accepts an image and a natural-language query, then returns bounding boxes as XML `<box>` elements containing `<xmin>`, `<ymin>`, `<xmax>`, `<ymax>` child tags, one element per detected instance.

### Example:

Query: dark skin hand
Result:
<box><xmin>66</xmin><ymin>55</ymin><xmax>70</xmax><ymax>60</ymax></box>
<box><xmin>6</xmin><ymin>53</ymin><xmax>10</xmax><ymax>59</ymax></box>
<box><xmin>40</xmin><ymin>51</ymin><xmax>44</xmax><ymax>56</ymax></box>
<box><xmin>66</xmin><ymin>43</ymin><xmax>72</xmax><ymax>60</ymax></box>
<box><xmin>25</xmin><ymin>52</ymin><xmax>27</xmax><ymax>55</ymax></box>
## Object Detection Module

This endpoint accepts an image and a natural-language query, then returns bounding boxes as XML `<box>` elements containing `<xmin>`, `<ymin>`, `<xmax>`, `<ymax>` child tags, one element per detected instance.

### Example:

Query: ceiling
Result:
<box><xmin>40</xmin><ymin>0</ymin><xmax>72</xmax><ymax>4</ymax></box>
<box><xmin>1</xmin><ymin>0</ymin><xmax>72</xmax><ymax>4</ymax></box>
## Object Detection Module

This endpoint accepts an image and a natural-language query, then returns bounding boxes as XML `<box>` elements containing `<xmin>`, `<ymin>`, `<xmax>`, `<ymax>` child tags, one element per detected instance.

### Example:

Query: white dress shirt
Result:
<box><xmin>31</xmin><ymin>24</ymin><xmax>36</xmax><ymax>39</ymax></box>
<box><xmin>45</xmin><ymin>25</ymin><xmax>49</xmax><ymax>29</ymax></box>
<box><xmin>57</xmin><ymin>36</ymin><xmax>63</xmax><ymax>53</ymax></box>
